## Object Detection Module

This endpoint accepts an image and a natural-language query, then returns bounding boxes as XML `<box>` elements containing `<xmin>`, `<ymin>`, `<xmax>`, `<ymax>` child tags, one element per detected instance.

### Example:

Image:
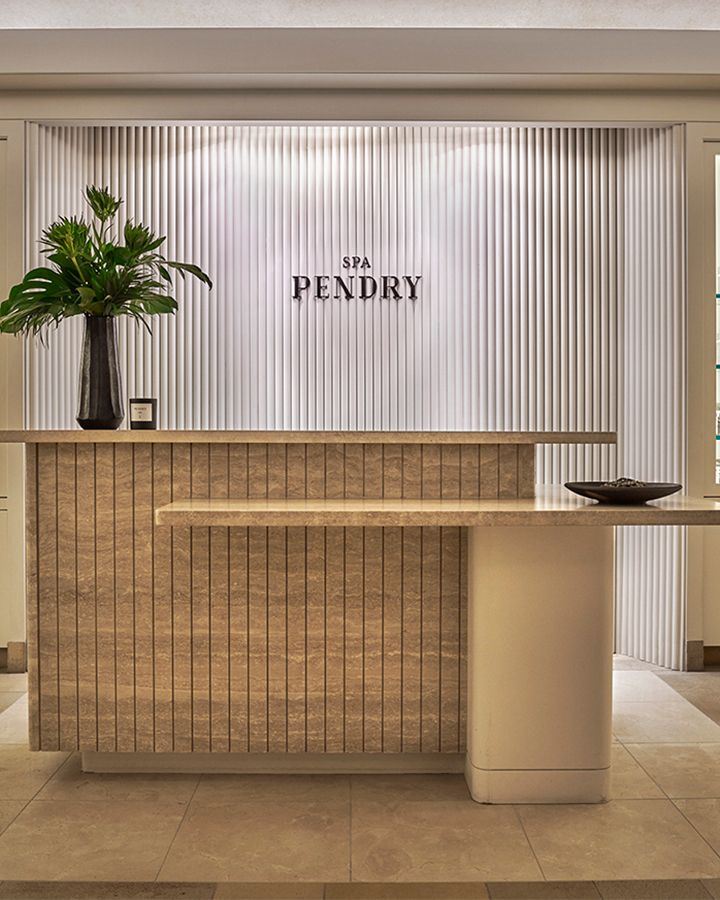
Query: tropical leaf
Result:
<box><xmin>0</xmin><ymin>185</ymin><xmax>212</xmax><ymax>337</ymax></box>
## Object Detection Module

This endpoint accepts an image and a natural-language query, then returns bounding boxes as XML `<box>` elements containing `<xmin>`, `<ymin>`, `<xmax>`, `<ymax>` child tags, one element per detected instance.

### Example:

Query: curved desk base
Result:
<box><xmin>466</xmin><ymin>524</ymin><xmax>614</xmax><ymax>803</ymax></box>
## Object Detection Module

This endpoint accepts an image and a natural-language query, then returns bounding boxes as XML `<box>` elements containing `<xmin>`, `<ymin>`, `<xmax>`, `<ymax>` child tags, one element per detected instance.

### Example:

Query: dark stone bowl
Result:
<box><xmin>564</xmin><ymin>482</ymin><xmax>683</xmax><ymax>505</ymax></box>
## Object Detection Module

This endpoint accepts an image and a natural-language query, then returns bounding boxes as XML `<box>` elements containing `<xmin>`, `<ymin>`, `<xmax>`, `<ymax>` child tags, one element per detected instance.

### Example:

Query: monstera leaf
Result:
<box><xmin>0</xmin><ymin>186</ymin><xmax>212</xmax><ymax>337</ymax></box>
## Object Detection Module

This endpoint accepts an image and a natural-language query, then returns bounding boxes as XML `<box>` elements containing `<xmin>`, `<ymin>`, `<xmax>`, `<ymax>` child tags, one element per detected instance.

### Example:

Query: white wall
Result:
<box><xmin>27</xmin><ymin>123</ymin><xmax>619</xmax><ymax>486</ymax></box>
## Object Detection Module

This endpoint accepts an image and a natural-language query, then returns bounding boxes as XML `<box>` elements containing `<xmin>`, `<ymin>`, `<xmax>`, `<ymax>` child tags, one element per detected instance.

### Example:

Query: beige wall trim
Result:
<box><xmin>6</xmin><ymin>641</ymin><xmax>26</xmax><ymax>673</ymax></box>
<box><xmin>0</xmin><ymin>90</ymin><xmax>717</xmax><ymax>124</ymax></box>
<box><xmin>687</xmin><ymin>639</ymin><xmax>705</xmax><ymax>672</ymax></box>
<box><xmin>0</xmin><ymin>120</ymin><xmax>25</xmax><ymax>647</ymax></box>
<box><xmin>687</xmin><ymin>124</ymin><xmax>720</xmax><ymax>648</ymax></box>
<box><xmin>82</xmin><ymin>751</ymin><xmax>465</xmax><ymax>774</ymax></box>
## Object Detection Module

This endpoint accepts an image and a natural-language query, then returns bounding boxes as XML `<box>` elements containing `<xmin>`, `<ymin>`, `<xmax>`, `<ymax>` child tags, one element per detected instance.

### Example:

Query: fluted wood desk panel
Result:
<box><xmin>26</xmin><ymin>440</ymin><xmax>535</xmax><ymax>754</ymax></box>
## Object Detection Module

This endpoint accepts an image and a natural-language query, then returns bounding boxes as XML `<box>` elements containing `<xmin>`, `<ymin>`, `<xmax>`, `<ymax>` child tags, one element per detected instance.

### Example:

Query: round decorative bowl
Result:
<box><xmin>564</xmin><ymin>482</ymin><xmax>682</xmax><ymax>505</ymax></box>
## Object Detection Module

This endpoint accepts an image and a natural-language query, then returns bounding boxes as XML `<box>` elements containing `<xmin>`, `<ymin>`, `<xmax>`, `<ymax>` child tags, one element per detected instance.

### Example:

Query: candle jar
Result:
<box><xmin>129</xmin><ymin>398</ymin><xmax>157</xmax><ymax>430</ymax></box>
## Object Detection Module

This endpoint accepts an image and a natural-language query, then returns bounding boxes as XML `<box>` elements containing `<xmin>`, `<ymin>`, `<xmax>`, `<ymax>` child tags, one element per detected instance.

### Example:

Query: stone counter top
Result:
<box><xmin>0</xmin><ymin>429</ymin><xmax>617</xmax><ymax>445</ymax></box>
<box><xmin>155</xmin><ymin>487</ymin><xmax>720</xmax><ymax>528</ymax></box>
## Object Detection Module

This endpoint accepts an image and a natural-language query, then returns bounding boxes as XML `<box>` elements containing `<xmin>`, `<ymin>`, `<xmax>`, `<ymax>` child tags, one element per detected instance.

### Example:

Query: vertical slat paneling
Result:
<box><xmin>133</xmin><ymin>443</ymin><xmax>154</xmax><ymax>752</ymax></box>
<box><xmin>247</xmin><ymin>527</ymin><xmax>268</xmax><ymax>752</ymax></box>
<box><xmin>305</xmin><ymin>527</ymin><xmax>325</xmax><ymax>750</ymax></box>
<box><xmin>95</xmin><ymin>443</ymin><xmax>116</xmax><ymax>751</ymax></box>
<box><xmin>209</xmin><ymin>444</ymin><xmax>230</xmax><ymax>752</ymax></box>
<box><xmin>152</xmin><ymin>444</ymin><xmax>173</xmax><ymax>751</ymax></box>
<box><xmin>170</xmin><ymin>445</ymin><xmax>192</xmax><ymax>751</ymax></box>
<box><xmin>325</xmin><ymin>526</ymin><xmax>346</xmax><ymax>752</ymax></box>
<box><xmin>616</xmin><ymin>126</ymin><xmax>687</xmax><ymax>669</ymax></box>
<box><xmin>401</xmin><ymin>526</ymin><xmax>422</xmax><ymax>752</ymax></box>
<box><xmin>267</xmin><ymin>526</ymin><xmax>288</xmax><ymax>752</ymax></box>
<box><xmin>56</xmin><ymin>443</ymin><xmax>77</xmax><ymax>749</ymax></box>
<box><xmin>190</xmin><ymin>444</ymin><xmax>210</xmax><ymax>751</ymax></box>
<box><xmin>114</xmin><ymin>444</ymin><xmax>135</xmax><ymax>751</ymax></box>
<box><xmin>382</xmin><ymin>526</ymin><xmax>403</xmax><ymax>752</ymax></box>
<box><xmin>420</xmin><ymin>526</ymin><xmax>440</xmax><ymax>752</ymax></box>
<box><xmin>286</xmin><ymin>527</ymin><xmax>307</xmax><ymax>752</ymax></box>
<box><xmin>343</xmin><ymin>525</ymin><xmax>364</xmax><ymax>752</ymax></box>
<box><xmin>28</xmin><ymin>438</ymin><xmax>513</xmax><ymax>752</ymax></box>
<box><xmin>229</xmin><ymin>527</ymin><xmax>249</xmax><ymax>752</ymax></box>
<box><xmin>76</xmin><ymin>443</ymin><xmax>97</xmax><ymax>750</ymax></box>
<box><xmin>363</xmin><ymin>528</ymin><xmax>383</xmax><ymax>751</ymax></box>
<box><xmin>25</xmin><ymin>445</ymin><xmax>40</xmax><ymax>750</ymax></box>
<box><xmin>37</xmin><ymin>444</ymin><xmax>59</xmax><ymax>748</ymax></box>
<box><xmin>27</xmin><ymin>125</ymin><xmax>617</xmax><ymax>468</ymax></box>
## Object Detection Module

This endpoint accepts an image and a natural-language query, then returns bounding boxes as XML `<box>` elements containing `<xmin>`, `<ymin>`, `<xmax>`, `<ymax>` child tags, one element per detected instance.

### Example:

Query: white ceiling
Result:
<box><xmin>2</xmin><ymin>0</ymin><xmax>720</xmax><ymax>30</ymax></box>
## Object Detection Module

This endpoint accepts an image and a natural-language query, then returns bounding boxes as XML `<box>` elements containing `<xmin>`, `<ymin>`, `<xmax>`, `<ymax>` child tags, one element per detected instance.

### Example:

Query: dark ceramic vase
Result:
<box><xmin>76</xmin><ymin>315</ymin><xmax>124</xmax><ymax>430</ymax></box>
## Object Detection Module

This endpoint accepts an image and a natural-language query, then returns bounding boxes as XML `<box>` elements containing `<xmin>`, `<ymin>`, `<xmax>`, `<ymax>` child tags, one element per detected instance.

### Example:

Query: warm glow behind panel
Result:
<box><xmin>26</xmin><ymin>123</ymin><xmax>620</xmax><ymax>480</ymax></box>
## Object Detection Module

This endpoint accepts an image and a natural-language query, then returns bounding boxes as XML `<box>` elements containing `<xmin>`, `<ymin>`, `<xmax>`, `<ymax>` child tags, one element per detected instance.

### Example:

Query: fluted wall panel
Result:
<box><xmin>24</xmin><ymin>123</ymin><xmax>687</xmax><ymax>668</ymax></box>
<box><xmin>26</xmin><ymin>124</ymin><xmax>620</xmax><ymax>482</ymax></box>
<box><xmin>616</xmin><ymin>126</ymin><xmax>687</xmax><ymax>670</ymax></box>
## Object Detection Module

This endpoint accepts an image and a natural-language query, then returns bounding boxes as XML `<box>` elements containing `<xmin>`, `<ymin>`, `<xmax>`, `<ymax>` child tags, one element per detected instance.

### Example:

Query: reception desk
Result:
<box><xmin>4</xmin><ymin>428</ymin><xmax>719</xmax><ymax>804</ymax></box>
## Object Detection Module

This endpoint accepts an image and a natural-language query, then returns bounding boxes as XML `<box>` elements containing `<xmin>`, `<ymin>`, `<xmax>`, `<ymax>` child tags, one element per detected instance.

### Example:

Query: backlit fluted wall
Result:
<box><xmin>24</xmin><ymin>123</ymin><xmax>686</xmax><ymax>667</ymax></box>
<box><xmin>616</xmin><ymin>126</ymin><xmax>687</xmax><ymax>670</ymax></box>
<box><xmin>25</xmin><ymin>123</ymin><xmax>621</xmax><ymax>482</ymax></box>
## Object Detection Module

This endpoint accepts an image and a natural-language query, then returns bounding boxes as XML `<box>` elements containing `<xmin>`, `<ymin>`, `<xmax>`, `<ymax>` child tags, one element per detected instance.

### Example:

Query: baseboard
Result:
<box><xmin>704</xmin><ymin>645</ymin><xmax>720</xmax><ymax>667</ymax></box>
<box><xmin>465</xmin><ymin>759</ymin><xmax>610</xmax><ymax>804</ymax></box>
<box><xmin>6</xmin><ymin>642</ymin><xmax>26</xmax><ymax>673</ymax></box>
<box><xmin>81</xmin><ymin>751</ymin><xmax>465</xmax><ymax>775</ymax></box>
<box><xmin>687</xmin><ymin>639</ymin><xmax>705</xmax><ymax>671</ymax></box>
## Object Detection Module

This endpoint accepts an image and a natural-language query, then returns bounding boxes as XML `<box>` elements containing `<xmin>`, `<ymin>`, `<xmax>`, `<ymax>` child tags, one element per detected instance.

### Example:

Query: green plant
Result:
<box><xmin>0</xmin><ymin>185</ymin><xmax>212</xmax><ymax>337</ymax></box>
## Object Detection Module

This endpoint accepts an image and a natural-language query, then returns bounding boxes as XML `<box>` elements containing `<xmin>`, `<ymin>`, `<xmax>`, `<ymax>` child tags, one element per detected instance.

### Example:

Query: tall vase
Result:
<box><xmin>76</xmin><ymin>315</ymin><xmax>124</xmax><ymax>430</ymax></box>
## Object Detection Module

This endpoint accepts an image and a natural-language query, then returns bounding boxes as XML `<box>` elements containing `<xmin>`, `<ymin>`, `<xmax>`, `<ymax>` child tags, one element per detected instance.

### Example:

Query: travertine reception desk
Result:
<box><xmin>6</xmin><ymin>428</ymin><xmax>720</xmax><ymax>803</ymax></box>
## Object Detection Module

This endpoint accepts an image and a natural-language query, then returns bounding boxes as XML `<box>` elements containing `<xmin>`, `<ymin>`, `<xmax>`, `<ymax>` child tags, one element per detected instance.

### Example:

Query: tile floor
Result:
<box><xmin>0</xmin><ymin>660</ymin><xmax>717</xmax><ymax>897</ymax></box>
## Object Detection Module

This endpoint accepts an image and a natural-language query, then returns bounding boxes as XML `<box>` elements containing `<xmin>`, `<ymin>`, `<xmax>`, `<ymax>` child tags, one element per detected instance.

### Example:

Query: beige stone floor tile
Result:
<box><xmin>487</xmin><ymin>884</ymin><xmax>600</xmax><ymax>899</ymax></box>
<box><xmin>517</xmin><ymin>799</ymin><xmax>720</xmax><ymax>881</ymax></box>
<box><xmin>37</xmin><ymin>754</ymin><xmax>199</xmax><ymax>803</ymax></box>
<box><xmin>214</xmin><ymin>886</ymin><xmax>325</xmax><ymax>899</ymax></box>
<box><xmin>625</xmin><ymin>745</ymin><xmax>720</xmax><ymax>799</ymax></box>
<box><xmin>613</xmin><ymin>655</ymin><xmax>664</xmax><ymax>673</ymax></box>
<box><xmin>704</xmin><ymin>879</ymin><xmax>720</xmax><ymax>899</ymax></box>
<box><xmin>675</xmin><ymin>799</ymin><xmax>720</xmax><ymax>855</ymax></box>
<box><xmin>351</xmin><ymin>774</ymin><xmax>470</xmax><ymax>805</ymax></box>
<box><xmin>159</xmin><ymin>800</ymin><xmax>350</xmax><ymax>883</ymax></box>
<box><xmin>193</xmin><ymin>773</ymin><xmax>349</xmax><ymax>804</ymax></box>
<box><xmin>659</xmin><ymin>675</ymin><xmax>720</xmax><ymax>728</ymax></box>
<box><xmin>612</xmin><ymin>702</ymin><xmax>720</xmax><ymax>743</ymax></box>
<box><xmin>0</xmin><ymin>883</ymin><xmax>216</xmax><ymax>899</ymax></box>
<box><xmin>0</xmin><ymin>694</ymin><xmax>29</xmax><ymax>744</ymax></box>
<box><xmin>327</xmin><ymin>885</ymin><xmax>489</xmax><ymax>898</ymax></box>
<box><xmin>0</xmin><ymin>673</ymin><xmax>28</xmax><ymax>691</ymax></box>
<box><xmin>0</xmin><ymin>799</ymin><xmax>27</xmax><ymax>834</ymax></box>
<box><xmin>596</xmin><ymin>880</ymin><xmax>713</xmax><ymax>899</ymax></box>
<box><xmin>609</xmin><ymin>744</ymin><xmax>664</xmax><ymax>799</ymax></box>
<box><xmin>613</xmin><ymin>672</ymin><xmax>683</xmax><ymax>703</ymax></box>
<box><xmin>0</xmin><ymin>743</ymin><xmax>69</xmax><ymax>800</ymax></box>
<box><xmin>0</xmin><ymin>798</ymin><xmax>187</xmax><ymax>880</ymax></box>
<box><xmin>0</xmin><ymin>692</ymin><xmax>25</xmax><ymax>713</ymax></box>
<box><xmin>352</xmin><ymin>800</ymin><xmax>541</xmax><ymax>882</ymax></box>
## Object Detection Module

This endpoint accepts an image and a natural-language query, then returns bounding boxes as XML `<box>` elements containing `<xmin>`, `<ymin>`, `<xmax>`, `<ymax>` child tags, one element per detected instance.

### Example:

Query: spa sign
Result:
<box><xmin>292</xmin><ymin>256</ymin><xmax>421</xmax><ymax>302</ymax></box>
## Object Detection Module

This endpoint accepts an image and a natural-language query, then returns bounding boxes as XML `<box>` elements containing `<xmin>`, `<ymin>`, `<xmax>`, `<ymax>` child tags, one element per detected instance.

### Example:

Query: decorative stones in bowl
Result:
<box><xmin>564</xmin><ymin>478</ymin><xmax>683</xmax><ymax>505</ymax></box>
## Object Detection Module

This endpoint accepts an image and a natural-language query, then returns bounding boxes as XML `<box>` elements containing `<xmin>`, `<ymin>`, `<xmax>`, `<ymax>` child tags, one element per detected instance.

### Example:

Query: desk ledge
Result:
<box><xmin>155</xmin><ymin>488</ymin><xmax>720</xmax><ymax>528</ymax></box>
<box><xmin>0</xmin><ymin>429</ymin><xmax>617</xmax><ymax>445</ymax></box>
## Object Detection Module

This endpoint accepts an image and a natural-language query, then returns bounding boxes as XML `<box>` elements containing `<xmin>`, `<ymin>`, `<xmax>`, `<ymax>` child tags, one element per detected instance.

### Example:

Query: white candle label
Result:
<box><xmin>130</xmin><ymin>404</ymin><xmax>154</xmax><ymax>422</ymax></box>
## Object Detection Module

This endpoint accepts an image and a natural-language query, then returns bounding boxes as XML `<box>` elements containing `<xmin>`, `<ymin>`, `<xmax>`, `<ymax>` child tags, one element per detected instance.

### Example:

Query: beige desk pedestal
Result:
<box><xmin>466</xmin><ymin>525</ymin><xmax>614</xmax><ymax>804</ymax></box>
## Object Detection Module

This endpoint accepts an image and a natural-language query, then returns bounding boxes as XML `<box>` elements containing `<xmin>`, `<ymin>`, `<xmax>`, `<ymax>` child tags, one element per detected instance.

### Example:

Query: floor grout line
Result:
<box><xmin>510</xmin><ymin>804</ymin><xmax>548</xmax><ymax>883</ymax></box>
<box><xmin>670</xmin><ymin>796</ymin><xmax>720</xmax><ymax>869</ymax></box>
<box><xmin>619</xmin><ymin>742</ymin><xmax>671</xmax><ymax>799</ymax></box>
<box><xmin>152</xmin><ymin>774</ymin><xmax>202</xmax><ymax>883</ymax></box>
